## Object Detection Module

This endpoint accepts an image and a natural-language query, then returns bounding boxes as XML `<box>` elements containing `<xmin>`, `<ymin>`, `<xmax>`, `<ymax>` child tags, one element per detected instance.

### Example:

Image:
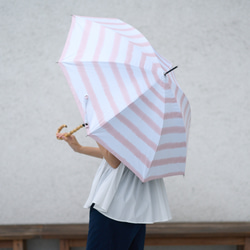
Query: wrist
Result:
<box><xmin>72</xmin><ymin>144</ymin><xmax>82</xmax><ymax>153</ymax></box>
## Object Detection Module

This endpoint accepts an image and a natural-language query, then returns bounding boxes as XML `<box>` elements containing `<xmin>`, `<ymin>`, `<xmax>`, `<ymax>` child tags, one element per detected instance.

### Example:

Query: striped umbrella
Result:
<box><xmin>58</xmin><ymin>16</ymin><xmax>191</xmax><ymax>182</ymax></box>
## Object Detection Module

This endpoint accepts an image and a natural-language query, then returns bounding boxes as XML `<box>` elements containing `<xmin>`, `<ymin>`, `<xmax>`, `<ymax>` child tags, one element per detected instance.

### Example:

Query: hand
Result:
<box><xmin>56</xmin><ymin>133</ymin><xmax>81</xmax><ymax>152</ymax></box>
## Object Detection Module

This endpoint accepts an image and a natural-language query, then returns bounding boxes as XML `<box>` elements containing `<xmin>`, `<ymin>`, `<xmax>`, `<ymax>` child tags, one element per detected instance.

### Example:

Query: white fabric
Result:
<box><xmin>84</xmin><ymin>159</ymin><xmax>172</xmax><ymax>224</ymax></box>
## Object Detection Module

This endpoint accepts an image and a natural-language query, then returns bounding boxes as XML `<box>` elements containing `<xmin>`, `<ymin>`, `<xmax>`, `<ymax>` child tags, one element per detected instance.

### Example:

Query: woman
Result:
<box><xmin>56</xmin><ymin>133</ymin><xmax>171</xmax><ymax>250</ymax></box>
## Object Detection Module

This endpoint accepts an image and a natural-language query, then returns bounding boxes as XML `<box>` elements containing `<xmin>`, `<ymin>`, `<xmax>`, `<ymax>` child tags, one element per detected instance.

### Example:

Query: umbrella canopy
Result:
<box><xmin>58</xmin><ymin>16</ymin><xmax>191</xmax><ymax>182</ymax></box>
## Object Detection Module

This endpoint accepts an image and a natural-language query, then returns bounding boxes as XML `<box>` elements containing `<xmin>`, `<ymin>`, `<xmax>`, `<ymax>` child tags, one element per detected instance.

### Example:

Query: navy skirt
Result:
<box><xmin>86</xmin><ymin>205</ymin><xmax>146</xmax><ymax>250</ymax></box>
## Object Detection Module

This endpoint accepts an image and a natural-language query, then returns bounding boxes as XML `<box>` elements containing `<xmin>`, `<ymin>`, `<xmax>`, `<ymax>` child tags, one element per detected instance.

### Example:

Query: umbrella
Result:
<box><xmin>58</xmin><ymin>16</ymin><xmax>191</xmax><ymax>182</ymax></box>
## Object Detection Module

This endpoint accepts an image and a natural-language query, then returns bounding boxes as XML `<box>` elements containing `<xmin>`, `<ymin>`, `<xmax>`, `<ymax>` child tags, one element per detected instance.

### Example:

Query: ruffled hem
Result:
<box><xmin>96</xmin><ymin>211</ymin><xmax>172</xmax><ymax>224</ymax></box>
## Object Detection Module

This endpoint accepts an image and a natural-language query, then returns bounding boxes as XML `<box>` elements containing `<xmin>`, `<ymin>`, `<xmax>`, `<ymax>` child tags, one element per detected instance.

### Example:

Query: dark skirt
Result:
<box><xmin>86</xmin><ymin>204</ymin><xmax>146</xmax><ymax>250</ymax></box>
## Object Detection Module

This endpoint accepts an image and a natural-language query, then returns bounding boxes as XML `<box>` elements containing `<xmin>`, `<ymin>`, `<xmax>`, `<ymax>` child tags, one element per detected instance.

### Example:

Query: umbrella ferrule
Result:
<box><xmin>164</xmin><ymin>66</ymin><xmax>178</xmax><ymax>76</ymax></box>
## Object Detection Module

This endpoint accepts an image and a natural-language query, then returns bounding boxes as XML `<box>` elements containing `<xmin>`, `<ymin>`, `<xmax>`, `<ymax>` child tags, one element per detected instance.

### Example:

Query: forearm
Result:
<box><xmin>56</xmin><ymin>133</ymin><xmax>120</xmax><ymax>165</ymax></box>
<box><xmin>75</xmin><ymin>145</ymin><xmax>103</xmax><ymax>158</ymax></box>
<box><xmin>56</xmin><ymin>133</ymin><xmax>103</xmax><ymax>158</ymax></box>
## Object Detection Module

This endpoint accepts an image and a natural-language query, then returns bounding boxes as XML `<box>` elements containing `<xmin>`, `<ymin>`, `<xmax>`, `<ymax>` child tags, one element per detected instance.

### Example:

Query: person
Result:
<box><xmin>56</xmin><ymin>132</ymin><xmax>172</xmax><ymax>250</ymax></box>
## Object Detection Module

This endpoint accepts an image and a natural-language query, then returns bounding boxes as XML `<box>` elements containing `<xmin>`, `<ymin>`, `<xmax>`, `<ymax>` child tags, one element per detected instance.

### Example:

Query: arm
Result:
<box><xmin>96</xmin><ymin>142</ymin><xmax>121</xmax><ymax>169</ymax></box>
<box><xmin>56</xmin><ymin>133</ymin><xmax>103</xmax><ymax>158</ymax></box>
<box><xmin>56</xmin><ymin>133</ymin><xmax>121</xmax><ymax>168</ymax></box>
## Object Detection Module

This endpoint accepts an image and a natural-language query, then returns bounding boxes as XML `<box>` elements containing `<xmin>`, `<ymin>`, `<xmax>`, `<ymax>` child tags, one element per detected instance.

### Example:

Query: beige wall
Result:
<box><xmin>0</xmin><ymin>0</ymin><xmax>249</xmax><ymax>224</ymax></box>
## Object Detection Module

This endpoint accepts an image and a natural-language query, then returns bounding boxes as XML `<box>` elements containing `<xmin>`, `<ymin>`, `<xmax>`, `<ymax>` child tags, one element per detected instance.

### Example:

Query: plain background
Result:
<box><xmin>0</xmin><ymin>0</ymin><xmax>250</xmax><ymax>226</ymax></box>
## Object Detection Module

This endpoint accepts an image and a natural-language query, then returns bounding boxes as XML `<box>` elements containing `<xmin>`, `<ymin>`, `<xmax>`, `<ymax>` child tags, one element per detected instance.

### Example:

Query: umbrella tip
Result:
<box><xmin>164</xmin><ymin>66</ymin><xmax>178</xmax><ymax>76</ymax></box>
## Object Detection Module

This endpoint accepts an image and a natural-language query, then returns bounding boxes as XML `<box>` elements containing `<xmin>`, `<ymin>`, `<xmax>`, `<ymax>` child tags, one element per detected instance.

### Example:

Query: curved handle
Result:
<box><xmin>67</xmin><ymin>124</ymin><xmax>84</xmax><ymax>136</ymax></box>
<box><xmin>56</xmin><ymin>124</ymin><xmax>84</xmax><ymax>140</ymax></box>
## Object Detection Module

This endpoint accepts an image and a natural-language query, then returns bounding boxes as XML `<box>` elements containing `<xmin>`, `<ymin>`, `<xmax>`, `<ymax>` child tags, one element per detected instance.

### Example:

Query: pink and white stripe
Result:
<box><xmin>58</xmin><ymin>16</ymin><xmax>191</xmax><ymax>182</ymax></box>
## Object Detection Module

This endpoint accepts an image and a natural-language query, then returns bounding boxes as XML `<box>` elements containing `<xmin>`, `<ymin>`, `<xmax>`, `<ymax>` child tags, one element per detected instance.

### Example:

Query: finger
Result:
<box><xmin>56</xmin><ymin>133</ymin><xmax>67</xmax><ymax>140</ymax></box>
<box><xmin>62</xmin><ymin>134</ymin><xmax>74</xmax><ymax>141</ymax></box>
<box><xmin>56</xmin><ymin>133</ymin><xmax>62</xmax><ymax>139</ymax></box>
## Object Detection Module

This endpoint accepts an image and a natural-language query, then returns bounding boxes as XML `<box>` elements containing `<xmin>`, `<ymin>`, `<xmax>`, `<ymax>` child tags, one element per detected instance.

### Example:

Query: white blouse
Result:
<box><xmin>84</xmin><ymin>159</ymin><xmax>172</xmax><ymax>224</ymax></box>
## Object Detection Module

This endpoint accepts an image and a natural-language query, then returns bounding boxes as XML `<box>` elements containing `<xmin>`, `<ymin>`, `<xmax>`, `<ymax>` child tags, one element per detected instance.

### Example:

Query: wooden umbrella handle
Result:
<box><xmin>57</xmin><ymin>124</ymin><xmax>68</xmax><ymax>133</ymax></box>
<box><xmin>56</xmin><ymin>124</ymin><xmax>68</xmax><ymax>140</ymax></box>
<box><xmin>56</xmin><ymin>124</ymin><xmax>84</xmax><ymax>140</ymax></box>
<box><xmin>67</xmin><ymin>124</ymin><xmax>84</xmax><ymax>136</ymax></box>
